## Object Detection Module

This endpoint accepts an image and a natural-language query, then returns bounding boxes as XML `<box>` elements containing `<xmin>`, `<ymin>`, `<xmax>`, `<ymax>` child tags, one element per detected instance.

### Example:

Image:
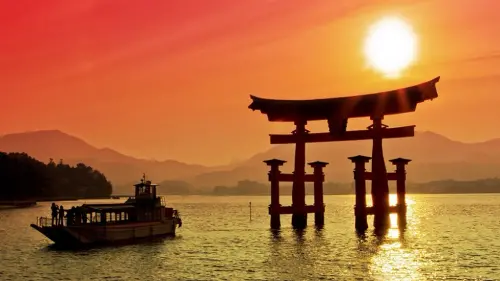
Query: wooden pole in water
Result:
<box><xmin>291</xmin><ymin>120</ymin><xmax>308</xmax><ymax>229</ymax></box>
<box><xmin>309</xmin><ymin>161</ymin><xmax>328</xmax><ymax>227</ymax></box>
<box><xmin>264</xmin><ymin>159</ymin><xmax>286</xmax><ymax>229</ymax></box>
<box><xmin>389</xmin><ymin>157</ymin><xmax>411</xmax><ymax>229</ymax></box>
<box><xmin>249</xmin><ymin>202</ymin><xmax>252</xmax><ymax>221</ymax></box>
<box><xmin>349</xmin><ymin>155</ymin><xmax>371</xmax><ymax>232</ymax></box>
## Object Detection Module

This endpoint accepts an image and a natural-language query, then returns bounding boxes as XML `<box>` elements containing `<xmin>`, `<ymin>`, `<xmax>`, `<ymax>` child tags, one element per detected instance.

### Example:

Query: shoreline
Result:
<box><xmin>0</xmin><ymin>196</ymin><xmax>111</xmax><ymax>205</ymax></box>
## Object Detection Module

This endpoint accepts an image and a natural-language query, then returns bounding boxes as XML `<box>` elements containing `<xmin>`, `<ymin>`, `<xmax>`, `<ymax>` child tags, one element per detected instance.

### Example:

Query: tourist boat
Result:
<box><xmin>30</xmin><ymin>175</ymin><xmax>182</xmax><ymax>248</ymax></box>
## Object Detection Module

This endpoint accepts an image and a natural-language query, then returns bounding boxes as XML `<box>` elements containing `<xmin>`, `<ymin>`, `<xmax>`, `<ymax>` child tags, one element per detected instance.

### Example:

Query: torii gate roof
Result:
<box><xmin>248</xmin><ymin>76</ymin><xmax>440</xmax><ymax>122</ymax></box>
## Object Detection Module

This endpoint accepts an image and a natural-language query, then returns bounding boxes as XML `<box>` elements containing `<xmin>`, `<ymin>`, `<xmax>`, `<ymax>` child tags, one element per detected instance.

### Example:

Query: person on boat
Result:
<box><xmin>58</xmin><ymin>205</ymin><xmax>64</xmax><ymax>226</ymax></box>
<box><xmin>74</xmin><ymin>207</ymin><xmax>82</xmax><ymax>225</ymax></box>
<box><xmin>82</xmin><ymin>210</ymin><xmax>88</xmax><ymax>224</ymax></box>
<box><xmin>66</xmin><ymin>207</ymin><xmax>75</xmax><ymax>226</ymax></box>
<box><xmin>51</xmin><ymin>203</ymin><xmax>58</xmax><ymax>225</ymax></box>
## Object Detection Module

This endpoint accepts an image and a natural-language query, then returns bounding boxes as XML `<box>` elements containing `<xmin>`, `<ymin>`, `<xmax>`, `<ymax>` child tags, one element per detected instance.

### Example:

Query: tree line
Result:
<box><xmin>0</xmin><ymin>152</ymin><xmax>112</xmax><ymax>200</ymax></box>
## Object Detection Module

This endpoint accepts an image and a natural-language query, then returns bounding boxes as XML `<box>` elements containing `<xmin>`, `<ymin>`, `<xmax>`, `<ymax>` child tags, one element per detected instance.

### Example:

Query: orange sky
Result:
<box><xmin>2</xmin><ymin>0</ymin><xmax>500</xmax><ymax>165</ymax></box>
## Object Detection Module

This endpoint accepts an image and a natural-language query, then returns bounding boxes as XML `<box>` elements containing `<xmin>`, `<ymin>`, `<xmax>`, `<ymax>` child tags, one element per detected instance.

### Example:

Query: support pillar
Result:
<box><xmin>369</xmin><ymin>117</ymin><xmax>390</xmax><ymax>229</ymax></box>
<box><xmin>264</xmin><ymin>159</ymin><xmax>286</xmax><ymax>229</ymax></box>
<box><xmin>349</xmin><ymin>155</ymin><xmax>371</xmax><ymax>232</ymax></box>
<box><xmin>308</xmin><ymin>161</ymin><xmax>329</xmax><ymax>227</ymax></box>
<box><xmin>390</xmin><ymin>158</ymin><xmax>411</xmax><ymax>228</ymax></box>
<box><xmin>291</xmin><ymin>120</ymin><xmax>308</xmax><ymax>229</ymax></box>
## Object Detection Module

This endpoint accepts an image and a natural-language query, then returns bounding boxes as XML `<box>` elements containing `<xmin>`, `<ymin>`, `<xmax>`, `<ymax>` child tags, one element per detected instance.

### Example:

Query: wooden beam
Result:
<box><xmin>365</xmin><ymin>172</ymin><xmax>397</xmax><ymax>181</ymax></box>
<box><xmin>269</xmin><ymin>205</ymin><xmax>319</xmax><ymax>215</ymax></box>
<box><xmin>277</xmin><ymin>173</ymin><xmax>316</xmax><ymax>182</ymax></box>
<box><xmin>270</xmin><ymin>125</ymin><xmax>415</xmax><ymax>144</ymax></box>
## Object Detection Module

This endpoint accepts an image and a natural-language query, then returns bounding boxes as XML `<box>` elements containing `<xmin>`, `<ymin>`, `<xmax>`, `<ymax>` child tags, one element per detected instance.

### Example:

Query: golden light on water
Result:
<box><xmin>369</xmin><ymin>244</ymin><xmax>423</xmax><ymax>281</ymax></box>
<box><xmin>364</xmin><ymin>16</ymin><xmax>417</xmax><ymax>78</ymax></box>
<box><xmin>367</xmin><ymin>193</ymin><xmax>415</xmax><ymax>207</ymax></box>
<box><xmin>390</xmin><ymin>193</ymin><xmax>415</xmax><ymax>205</ymax></box>
<box><xmin>364</xmin><ymin>193</ymin><xmax>422</xmax><ymax>280</ymax></box>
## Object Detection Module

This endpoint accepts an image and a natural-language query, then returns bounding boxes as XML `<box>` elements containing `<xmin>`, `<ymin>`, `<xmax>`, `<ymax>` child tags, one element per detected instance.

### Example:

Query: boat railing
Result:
<box><xmin>36</xmin><ymin>216</ymin><xmax>67</xmax><ymax>227</ymax></box>
<box><xmin>36</xmin><ymin>217</ymin><xmax>50</xmax><ymax>227</ymax></box>
<box><xmin>36</xmin><ymin>212</ymin><xmax>134</xmax><ymax>227</ymax></box>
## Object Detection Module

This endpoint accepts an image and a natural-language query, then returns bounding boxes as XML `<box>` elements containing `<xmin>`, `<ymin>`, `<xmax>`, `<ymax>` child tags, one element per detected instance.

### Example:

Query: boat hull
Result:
<box><xmin>31</xmin><ymin>219</ymin><xmax>178</xmax><ymax>248</ymax></box>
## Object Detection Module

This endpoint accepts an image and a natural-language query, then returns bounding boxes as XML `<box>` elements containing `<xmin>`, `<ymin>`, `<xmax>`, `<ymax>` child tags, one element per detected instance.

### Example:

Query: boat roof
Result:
<box><xmin>248</xmin><ymin>76</ymin><xmax>440</xmax><ymax>122</ymax></box>
<box><xmin>133</xmin><ymin>182</ymin><xmax>158</xmax><ymax>187</ymax></box>
<box><xmin>81</xmin><ymin>203</ymin><xmax>135</xmax><ymax>212</ymax></box>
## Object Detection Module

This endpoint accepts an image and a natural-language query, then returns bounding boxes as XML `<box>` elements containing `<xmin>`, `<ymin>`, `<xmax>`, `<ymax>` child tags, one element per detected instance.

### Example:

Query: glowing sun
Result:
<box><xmin>364</xmin><ymin>16</ymin><xmax>417</xmax><ymax>78</ymax></box>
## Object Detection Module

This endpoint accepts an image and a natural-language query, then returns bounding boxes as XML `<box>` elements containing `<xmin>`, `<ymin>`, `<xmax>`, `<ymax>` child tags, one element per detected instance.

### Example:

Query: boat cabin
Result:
<box><xmin>47</xmin><ymin>175</ymin><xmax>177</xmax><ymax>227</ymax></box>
<box><xmin>129</xmin><ymin>175</ymin><xmax>166</xmax><ymax>208</ymax></box>
<box><xmin>78</xmin><ymin>204</ymin><xmax>135</xmax><ymax>225</ymax></box>
<box><xmin>134</xmin><ymin>178</ymin><xmax>157</xmax><ymax>200</ymax></box>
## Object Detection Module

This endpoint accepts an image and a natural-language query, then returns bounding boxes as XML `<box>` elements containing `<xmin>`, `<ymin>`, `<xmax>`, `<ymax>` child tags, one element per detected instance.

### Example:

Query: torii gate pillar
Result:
<box><xmin>349</xmin><ymin>155</ymin><xmax>371</xmax><ymax>232</ymax></box>
<box><xmin>291</xmin><ymin>120</ymin><xmax>308</xmax><ymax>229</ymax></box>
<box><xmin>390</xmin><ymin>157</ymin><xmax>411</xmax><ymax>229</ymax></box>
<box><xmin>264</xmin><ymin>159</ymin><xmax>286</xmax><ymax>229</ymax></box>
<box><xmin>309</xmin><ymin>161</ymin><xmax>328</xmax><ymax>227</ymax></box>
<box><xmin>370</xmin><ymin>117</ymin><xmax>391</xmax><ymax>229</ymax></box>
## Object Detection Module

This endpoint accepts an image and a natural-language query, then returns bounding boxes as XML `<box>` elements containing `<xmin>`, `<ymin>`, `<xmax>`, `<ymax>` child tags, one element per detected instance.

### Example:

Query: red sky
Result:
<box><xmin>2</xmin><ymin>0</ymin><xmax>500</xmax><ymax>165</ymax></box>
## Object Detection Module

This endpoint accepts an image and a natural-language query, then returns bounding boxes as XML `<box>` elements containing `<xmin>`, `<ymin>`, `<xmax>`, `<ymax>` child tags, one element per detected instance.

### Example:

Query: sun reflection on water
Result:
<box><xmin>387</xmin><ymin>214</ymin><xmax>400</xmax><ymax>239</ymax></box>
<box><xmin>366</xmin><ymin>194</ymin><xmax>416</xmax><ymax>207</ymax></box>
<box><xmin>364</xmin><ymin>194</ymin><xmax>424</xmax><ymax>280</ymax></box>
<box><xmin>2</xmin><ymin>195</ymin><xmax>500</xmax><ymax>279</ymax></box>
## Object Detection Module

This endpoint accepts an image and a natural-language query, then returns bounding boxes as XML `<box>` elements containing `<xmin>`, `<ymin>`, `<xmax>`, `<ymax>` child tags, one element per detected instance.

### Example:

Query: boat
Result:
<box><xmin>30</xmin><ymin>175</ymin><xmax>182</xmax><ymax>248</ymax></box>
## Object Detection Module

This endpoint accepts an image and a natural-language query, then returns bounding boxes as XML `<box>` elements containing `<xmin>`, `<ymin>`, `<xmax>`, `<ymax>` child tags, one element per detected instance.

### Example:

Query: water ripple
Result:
<box><xmin>0</xmin><ymin>195</ymin><xmax>499</xmax><ymax>280</ymax></box>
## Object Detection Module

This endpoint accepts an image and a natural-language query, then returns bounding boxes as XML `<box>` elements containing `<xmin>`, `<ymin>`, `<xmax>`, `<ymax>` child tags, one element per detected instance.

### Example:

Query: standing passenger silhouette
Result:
<box><xmin>51</xmin><ymin>203</ymin><xmax>58</xmax><ymax>225</ymax></box>
<box><xmin>58</xmin><ymin>205</ymin><xmax>64</xmax><ymax>226</ymax></box>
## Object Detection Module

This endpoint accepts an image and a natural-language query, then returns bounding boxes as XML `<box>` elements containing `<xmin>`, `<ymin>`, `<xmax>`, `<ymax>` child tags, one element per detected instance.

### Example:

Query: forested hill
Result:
<box><xmin>0</xmin><ymin>152</ymin><xmax>112</xmax><ymax>200</ymax></box>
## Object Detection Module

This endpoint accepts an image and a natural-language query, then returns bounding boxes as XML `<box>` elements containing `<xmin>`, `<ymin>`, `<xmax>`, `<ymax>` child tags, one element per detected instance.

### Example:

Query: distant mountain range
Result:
<box><xmin>2</xmin><ymin>130</ymin><xmax>500</xmax><ymax>190</ymax></box>
<box><xmin>0</xmin><ymin>130</ymin><xmax>222</xmax><ymax>186</ymax></box>
<box><xmin>186</xmin><ymin>131</ymin><xmax>500</xmax><ymax>188</ymax></box>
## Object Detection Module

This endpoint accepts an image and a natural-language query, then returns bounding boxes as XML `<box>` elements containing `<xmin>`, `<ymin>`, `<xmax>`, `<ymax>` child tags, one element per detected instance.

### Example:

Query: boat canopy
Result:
<box><xmin>134</xmin><ymin>182</ymin><xmax>158</xmax><ymax>187</ymax></box>
<box><xmin>81</xmin><ymin>204</ymin><xmax>135</xmax><ymax>212</ymax></box>
<box><xmin>248</xmin><ymin>76</ymin><xmax>440</xmax><ymax>122</ymax></box>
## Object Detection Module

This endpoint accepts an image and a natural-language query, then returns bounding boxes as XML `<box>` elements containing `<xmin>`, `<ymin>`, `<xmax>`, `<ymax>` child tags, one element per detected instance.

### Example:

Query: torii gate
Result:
<box><xmin>249</xmin><ymin>77</ymin><xmax>440</xmax><ymax>230</ymax></box>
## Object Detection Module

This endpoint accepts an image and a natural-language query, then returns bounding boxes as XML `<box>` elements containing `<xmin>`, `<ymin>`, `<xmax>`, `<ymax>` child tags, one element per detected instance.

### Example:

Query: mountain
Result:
<box><xmin>0</xmin><ymin>130</ymin><xmax>215</xmax><ymax>186</ymax></box>
<box><xmin>4</xmin><ymin>129</ymin><xmax>500</xmax><ymax>191</ymax></box>
<box><xmin>188</xmin><ymin>131</ymin><xmax>500</xmax><ymax>187</ymax></box>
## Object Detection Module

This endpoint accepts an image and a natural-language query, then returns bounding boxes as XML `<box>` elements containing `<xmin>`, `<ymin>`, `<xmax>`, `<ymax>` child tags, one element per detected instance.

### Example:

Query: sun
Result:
<box><xmin>364</xmin><ymin>16</ymin><xmax>417</xmax><ymax>78</ymax></box>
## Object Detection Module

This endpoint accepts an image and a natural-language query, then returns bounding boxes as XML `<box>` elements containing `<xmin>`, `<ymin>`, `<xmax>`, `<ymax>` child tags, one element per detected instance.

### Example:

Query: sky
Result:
<box><xmin>2</xmin><ymin>0</ymin><xmax>500</xmax><ymax>165</ymax></box>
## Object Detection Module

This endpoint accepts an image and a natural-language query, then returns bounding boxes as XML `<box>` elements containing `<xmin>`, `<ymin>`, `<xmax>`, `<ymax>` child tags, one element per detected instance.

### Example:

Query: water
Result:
<box><xmin>0</xmin><ymin>194</ymin><xmax>499</xmax><ymax>280</ymax></box>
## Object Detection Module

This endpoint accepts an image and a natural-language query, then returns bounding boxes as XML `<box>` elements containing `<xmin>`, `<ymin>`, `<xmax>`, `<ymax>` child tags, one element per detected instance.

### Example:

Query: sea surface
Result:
<box><xmin>0</xmin><ymin>194</ymin><xmax>499</xmax><ymax>281</ymax></box>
